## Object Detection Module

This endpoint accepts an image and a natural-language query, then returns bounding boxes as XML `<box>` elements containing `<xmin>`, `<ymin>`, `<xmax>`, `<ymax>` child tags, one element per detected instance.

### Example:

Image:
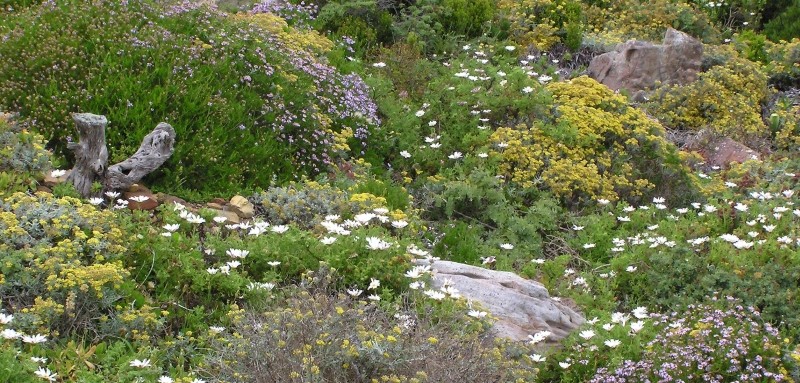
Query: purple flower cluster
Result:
<box><xmin>251</xmin><ymin>0</ymin><xmax>318</xmax><ymax>28</ymax></box>
<box><xmin>244</xmin><ymin>19</ymin><xmax>378</xmax><ymax>167</ymax></box>
<box><xmin>163</xmin><ymin>0</ymin><xmax>217</xmax><ymax>16</ymax></box>
<box><xmin>341</xmin><ymin>36</ymin><xmax>356</xmax><ymax>53</ymax></box>
<box><xmin>591</xmin><ymin>297</ymin><xmax>788</xmax><ymax>383</ymax></box>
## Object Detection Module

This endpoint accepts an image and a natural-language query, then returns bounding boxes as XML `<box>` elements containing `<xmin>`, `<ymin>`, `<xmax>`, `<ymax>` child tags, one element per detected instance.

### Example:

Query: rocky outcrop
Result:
<box><xmin>415</xmin><ymin>259</ymin><xmax>584</xmax><ymax>343</ymax></box>
<box><xmin>588</xmin><ymin>28</ymin><xmax>703</xmax><ymax>93</ymax></box>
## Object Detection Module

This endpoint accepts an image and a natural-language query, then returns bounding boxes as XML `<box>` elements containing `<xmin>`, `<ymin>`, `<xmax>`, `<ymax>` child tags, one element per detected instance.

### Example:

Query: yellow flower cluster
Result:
<box><xmin>649</xmin><ymin>55</ymin><xmax>770</xmax><ymax>144</ymax></box>
<box><xmin>116</xmin><ymin>304</ymin><xmax>161</xmax><ymax>342</ymax></box>
<box><xmin>234</xmin><ymin>13</ymin><xmax>334</xmax><ymax>55</ymax></box>
<box><xmin>24</xmin><ymin>297</ymin><xmax>66</xmax><ymax>325</ymax></box>
<box><xmin>491</xmin><ymin>76</ymin><xmax>675</xmax><ymax>201</ymax></box>
<box><xmin>46</xmin><ymin>262</ymin><xmax>129</xmax><ymax>298</ymax></box>
<box><xmin>583</xmin><ymin>0</ymin><xmax>716</xmax><ymax>43</ymax></box>
<box><xmin>0</xmin><ymin>211</ymin><xmax>25</xmax><ymax>240</ymax></box>
<box><xmin>764</xmin><ymin>37</ymin><xmax>800</xmax><ymax>77</ymax></box>
<box><xmin>349</xmin><ymin>192</ymin><xmax>388</xmax><ymax>210</ymax></box>
<box><xmin>331</xmin><ymin>126</ymin><xmax>353</xmax><ymax>153</ymax></box>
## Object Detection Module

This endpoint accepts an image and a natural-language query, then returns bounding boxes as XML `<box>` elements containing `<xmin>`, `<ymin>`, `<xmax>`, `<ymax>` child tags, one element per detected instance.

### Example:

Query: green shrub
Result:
<box><xmin>391</xmin><ymin>0</ymin><xmax>454</xmax><ymax>54</ymax></box>
<box><xmin>735</xmin><ymin>29</ymin><xmax>769</xmax><ymax>63</ymax></box>
<box><xmin>251</xmin><ymin>180</ymin><xmax>350</xmax><ymax>228</ymax></box>
<box><xmin>560</xmin><ymin>166</ymin><xmax>800</xmax><ymax>335</ymax></box>
<box><xmin>0</xmin><ymin>346</ymin><xmax>37</xmax><ymax>383</ymax></box>
<box><xmin>315</xmin><ymin>0</ymin><xmax>394</xmax><ymax>54</ymax></box>
<box><xmin>440</xmin><ymin>0</ymin><xmax>495</xmax><ymax>38</ymax></box>
<box><xmin>686</xmin><ymin>0</ymin><xmax>765</xmax><ymax>31</ymax></box>
<box><xmin>1</xmin><ymin>0</ymin><xmax>43</xmax><ymax>10</ymax></box>
<box><xmin>366</xmin><ymin>44</ymin><xmax>553</xmax><ymax>181</ymax></box>
<box><xmin>250</xmin><ymin>176</ymin><xmax>412</xmax><ymax>228</ymax></box>
<box><xmin>0</xmin><ymin>0</ymin><xmax>378</xmax><ymax>197</ymax></box>
<box><xmin>389</xmin><ymin>0</ymin><xmax>498</xmax><ymax>54</ymax></box>
<box><xmin>433</xmin><ymin>221</ymin><xmax>484</xmax><ymax>264</ymax></box>
<box><xmin>764</xmin><ymin>0</ymin><xmax>800</xmax><ymax>42</ymax></box>
<box><xmin>0</xmin><ymin>114</ymin><xmax>51</xmax><ymax>195</ymax></box>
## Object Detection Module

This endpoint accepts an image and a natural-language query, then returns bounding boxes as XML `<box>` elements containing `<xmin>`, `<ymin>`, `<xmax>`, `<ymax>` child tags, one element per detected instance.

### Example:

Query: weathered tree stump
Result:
<box><xmin>66</xmin><ymin>113</ymin><xmax>175</xmax><ymax>198</ymax></box>
<box><xmin>66</xmin><ymin>113</ymin><xmax>109</xmax><ymax>197</ymax></box>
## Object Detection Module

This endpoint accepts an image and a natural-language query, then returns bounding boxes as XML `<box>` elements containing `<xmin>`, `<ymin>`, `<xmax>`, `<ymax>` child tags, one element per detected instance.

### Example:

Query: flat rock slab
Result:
<box><xmin>415</xmin><ymin>259</ymin><xmax>584</xmax><ymax>343</ymax></box>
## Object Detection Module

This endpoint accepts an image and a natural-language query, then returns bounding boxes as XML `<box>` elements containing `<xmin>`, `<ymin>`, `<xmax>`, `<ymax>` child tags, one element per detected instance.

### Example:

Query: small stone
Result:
<box><xmin>124</xmin><ymin>191</ymin><xmax>159</xmax><ymax>210</ymax></box>
<box><xmin>229</xmin><ymin>195</ymin><xmax>254</xmax><ymax>219</ymax></box>
<box><xmin>42</xmin><ymin>170</ymin><xmax>71</xmax><ymax>187</ymax></box>
<box><xmin>155</xmin><ymin>193</ymin><xmax>187</xmax><ymax>207</ymax></box>
<box><xmin>126</xmin><ymin>183</ymin><xmax>151</xmax><ymax>194</ymax></box>
<box><xmin>210</xmin><ymin>197</ymin><xmax>227</xmax><ymax>205</ymax></box>
<box><xmin>210</xmin><ymin>209</ymin><xmax>240</xmax><ymax>224</ymax></box>
<box><xmin>206</xmin><ymin>202</ymin><xmax>225</xmax><ymax>210</ymax></box>
<box><xmin>36</xmin><ymin>185</ymin><xmax>52</xmax><ymax>193</ymax></box>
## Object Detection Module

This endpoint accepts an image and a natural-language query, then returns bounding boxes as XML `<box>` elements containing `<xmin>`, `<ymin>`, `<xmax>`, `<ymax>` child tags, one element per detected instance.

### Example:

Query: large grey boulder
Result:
<box><xmin>415</xmin><ymin>259</ymin><xmax>584</xmax><ymax>343</ymax></box>
<box><xmin>587</xmin><ymin>28</ymin><xmax>703</xmax><ymax>93</ymax></box>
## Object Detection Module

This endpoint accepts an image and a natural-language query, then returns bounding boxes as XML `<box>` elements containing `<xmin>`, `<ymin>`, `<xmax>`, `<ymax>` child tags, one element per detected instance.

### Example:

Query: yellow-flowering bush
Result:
<box><xmin>647</xmin><ymin>56</ymin><xmax>771</xmax><ymax>145</ymax></box>
<box><xmin>491</xmin><ymin>76</ymin><xmax>691</xmax><ymax>203</ymax></box>
<box><xmin>0</xmin><ymin>192</ymin><xmax>159</xmax><ymax>340</ymax></box>
<box><xmin>771</xmin><ymin>103</ymin><xmax>800</xmax><ymax>150</ymax></box>
<box><xmin>763</xmin><ymin>37</ymin><xmax>800</xmax><ymax>88</ymax></box>
<box><xmin>583</xmin><ymin>0</ymin><xmax>718</xmax><ymax>43</ymax></box>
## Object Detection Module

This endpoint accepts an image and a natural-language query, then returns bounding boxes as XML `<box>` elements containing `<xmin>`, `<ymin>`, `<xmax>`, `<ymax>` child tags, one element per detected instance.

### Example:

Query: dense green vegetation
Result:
<box><xmin>1</xmin><ymin>0</ymin><xmax>800</xmax><ymax>382</ymax></box>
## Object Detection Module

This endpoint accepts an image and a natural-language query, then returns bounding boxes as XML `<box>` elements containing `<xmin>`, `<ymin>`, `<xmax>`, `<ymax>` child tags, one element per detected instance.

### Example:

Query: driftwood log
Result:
<box><xmin>66</xmin><ymin>113</ymin><xmax>175</xmax><ymax>198</ymax></box>
<box><xmin>104</xmin><ymin>122</ymin><xmax>176</xmax><ymax>190</ymax></box>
